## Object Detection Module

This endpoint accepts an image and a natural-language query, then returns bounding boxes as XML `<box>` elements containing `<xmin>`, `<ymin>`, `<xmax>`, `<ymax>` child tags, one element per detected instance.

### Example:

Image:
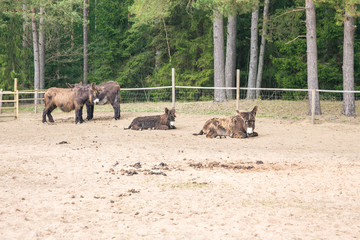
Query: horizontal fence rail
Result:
<box><xmin>12</xmin><ymin>87</ymin><xmax>360</xmax><ymax>104</ymax></box>
<box><xmin>122</xmin><ymin>86</ymin><xmax>172</xmax><ymax>91</ymax></box>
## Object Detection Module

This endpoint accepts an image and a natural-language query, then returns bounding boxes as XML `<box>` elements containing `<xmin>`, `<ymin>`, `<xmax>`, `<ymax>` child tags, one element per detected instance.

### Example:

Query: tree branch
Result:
<box><xmin>285</xmin><ymin>35</ymin><xmax>306</xmax><ymax>44</ymax></box>
<box><xmin>162</xmin><ymin>17</ymin><xmax>172</xmax><ymax>63</ymax></box>
<box><xmin>273</xmin><ymin>7</ymin><xmax>305</xmax><ymax>19</ymax></box>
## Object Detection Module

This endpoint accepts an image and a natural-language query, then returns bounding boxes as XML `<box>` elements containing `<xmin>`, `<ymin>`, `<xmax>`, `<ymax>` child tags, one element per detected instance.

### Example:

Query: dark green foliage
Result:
<box><xmin>354</xmin><ymin>18</ymin><xmax>360</xmax><ymax>87</ymax></box>
<box><xmin>0</xmin><ymin>0</ymin><xmax>359</xmax><ymax>101</ymax></box>
<box><xmin>0</xmin><ymin>2</ymin><xmax>31</xmax><ymax>90</ymax></box>
<box><xmin>88</xmin><ymin>0</ymin><xmax>134</xmax><ymax>85</ymax></box>
<box><xmin>88</xmin><ymin>0</ymin><xmax>215</xmax><ymax>94</ymax></box>
<box><xmin>268</xmin><ymin>0</ymin><xmax>359</xmax><ymax>100</ymax></box>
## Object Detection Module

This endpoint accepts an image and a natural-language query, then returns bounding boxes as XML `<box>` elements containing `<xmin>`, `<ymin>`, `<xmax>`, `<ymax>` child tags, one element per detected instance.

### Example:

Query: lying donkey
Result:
<box><xmin>67</xmin><ymin>81</ymin><xmax>121</xmax><ymax>120</ymax></box>
<box><xmin>193</xmin><ymin>106</ymin><xmax>258</xmax><ymax>139</ymax></box>
<box><xmin>42</xmin><ymin>83</ymin><xmax>99</xmax><ymax>124</ymax></box>
<box><xmin>125</xmin><ymin>108</ymin><xmax>176</xmax><ymax>130</ymax></box>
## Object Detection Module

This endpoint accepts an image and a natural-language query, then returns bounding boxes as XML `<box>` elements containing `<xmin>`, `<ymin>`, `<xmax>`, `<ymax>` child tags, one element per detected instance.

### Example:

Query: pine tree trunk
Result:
<box><xmin>22</xmin><ymin>3</ymin><xmax>30</xmax><ymax>85</ymax></box>
<box><xmin>155</xmin><ymin>48</ymin><xmax>162</xmax><ymax>70</ymax></box>
<box><xmin>71</xmin><ymin>1</ymin><xmax>74</xmax><ymax>48</ymax></box>
<box><xmin>305</xmin><ymin>0</ymin><xmax>321</xmax><ymax>115</ymax></box>
<box><xmin>213</xmin><ymin>10</ymin><xmax>226</xmax><ymax>102</ymax></box>
<box><xmin>95</xmin><ymin>0</ymin><xmax>97</xmax><ymax>32</ymax></box>
<box><xmin>39</xmin><ymin>7</ymin><xmax>45</xmax><ymax>96</ymax></box>
<box><xmin>225</xmin><ymin>14</ymin><xmax>237</xmax><ymax>100</ymax></box>
<box><xmin>22</xmin><ymin>3</ymin><xmax>29</xmax><ymax>48</ymax></box>
<box><xmin>256</xmin><ymin>0</ymin><xmax>270</xmax><ymax>98</ymax></box>
<box><xmin>246</xmin><ymin>7</ymin><xmax>259</xmax><ymax>99</ymax></box>
<box><xmin>31</xmin><ymin>6</ymin><xmax>40</xmax><ymax>104</ymax></box>
<box><xmin>83</xmin><ymin>0</ymin><xmax>88</xmax><ymax>84</ymax></box>
<box><xmin>342</xmin><ymin>10</ymin><xmax>356</xmax><ymax>116</ymax></box>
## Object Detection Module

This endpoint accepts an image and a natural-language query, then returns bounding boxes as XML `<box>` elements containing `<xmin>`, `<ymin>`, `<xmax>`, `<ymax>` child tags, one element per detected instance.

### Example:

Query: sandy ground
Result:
<box><xmin>0</xmin><ymin>109</ymin><xmax>360</xmax><ymax>240</ymax></box>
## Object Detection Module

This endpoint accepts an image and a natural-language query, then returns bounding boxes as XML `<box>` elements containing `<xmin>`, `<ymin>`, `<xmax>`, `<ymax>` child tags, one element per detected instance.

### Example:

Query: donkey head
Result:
<box><xmin>237</xmin><ymin>106</ymin><xmax>257</xmax><ymax>135</ymax></box>
<box><xmin>89</xmin><ymin>83</ymin><xmax>100</xmax><ymax>105</ymax></box>
<box><xmin>164</xmin><ymin>107</ymin><xmax>176</xmax><ymax>129</ymax></box>
<box><xmin>67</xmin><ymin>82</ymin><xmax>100</xmax><ymax>105</ymax></box>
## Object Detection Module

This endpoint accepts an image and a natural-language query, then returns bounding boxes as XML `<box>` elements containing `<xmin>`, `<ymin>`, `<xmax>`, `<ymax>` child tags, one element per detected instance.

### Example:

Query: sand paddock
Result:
<box><xmin>0</xmin><ymin>103</ymin><xmax>359</xmax><ymax>239</ymax></box>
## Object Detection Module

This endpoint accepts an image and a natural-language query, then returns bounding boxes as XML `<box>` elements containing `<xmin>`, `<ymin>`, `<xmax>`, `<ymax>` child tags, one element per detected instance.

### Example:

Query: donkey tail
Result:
<box><xmin>193</xmin><ymin>130</ymin><xmax>204</xmax><ymax>136</ymax></box>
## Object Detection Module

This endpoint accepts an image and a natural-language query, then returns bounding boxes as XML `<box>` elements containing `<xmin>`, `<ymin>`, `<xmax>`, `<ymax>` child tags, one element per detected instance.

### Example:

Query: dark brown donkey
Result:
<box><xmin>42</xmin><ymin>83</ymin><xmax>99</xmax><ymax>124</ymax></box>
<box><xmin>126</xmin><ymin>108</ymin><xmax>176</xmax><ymax>130</ymax></box>
<box><xmin>67</xmin><ymin>81</ymin><xmax>121</xmax><ymax>120</ymax></box>
<box><xmin>193</xmin><ymin>106</ymin><xmax>258</xmax><ymax>139</ymax></box>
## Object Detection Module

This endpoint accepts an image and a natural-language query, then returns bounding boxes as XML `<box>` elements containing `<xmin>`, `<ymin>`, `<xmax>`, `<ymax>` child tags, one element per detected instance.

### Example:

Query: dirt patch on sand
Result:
<box><xmin>0</xmin><ymin>109</ymin><xmax>359</xmax><ymax>239</ymax></box>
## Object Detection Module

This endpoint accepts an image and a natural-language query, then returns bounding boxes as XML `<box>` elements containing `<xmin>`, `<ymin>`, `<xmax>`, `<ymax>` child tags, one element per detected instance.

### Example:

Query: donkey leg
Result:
<box><xmin>75</xmin><ymin>107</ymin><xmax>82</xmax><ymax>124</ymax></box>
<box><xmin>109</xmin><ymin>97</ymin><xmax>120</xmax><ymax>120</ymax></box>
<box><xmin>157</xmin><ymin>125</ymin><xmax>170</xmax><ymax>130</ymax></box>
<box><xmin>47</xmin><ymin>105</ymin><xmax>57</xmax><ymax>123</ymax></box>
<box><xmin>42</xmin><ymin>108</ymin><xmax>48</xmax><ymax>123</ymax></box>
<box><xmin>205</xmin><ymin>129</ymin><xmax>217</xmax><ymax>138</ymax></box>
<box><xmin>113</xmin><ymin>105</ymin><xmax>120</xmax><ymax>120</ymax></box>
<box><xmin>248</xmin><ymin>132</ymin><xmax>258</xmax><ymax>137</ymax></box>
<box><xmin>79</xmin><ymin>106</ymin><xmax>84</xmax><ymax>123</ymax></box>
<box><xmin>232</xmin><ymin>131</ymin><xmax>247</xmax><ymax>139</ymax></box>
<box><xmin>43</xmin><ymin>97</ymin><xmax>50</xmax><ymax>123</ymax></box>
<box><xmin>113</xmin><ymin>90</ymin><xmax>121</xmax><ymax>120</ymax></box>
<box><xmin>86</xmin><ymin>102</ymin><xmax>94</xmax><ymax>120</ymax></box>
<box><xmin>130</xmin><ymin>124</ymin><xmax>142</xmax><ymax>130</ymax></box>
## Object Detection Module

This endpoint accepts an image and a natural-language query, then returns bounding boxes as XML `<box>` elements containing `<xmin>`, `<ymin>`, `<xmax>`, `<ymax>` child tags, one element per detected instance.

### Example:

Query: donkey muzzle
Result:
<box><xmin>93</xmin><ymin>98</ymin><xmax>100</xmax><ymax>105</ymax></box>
<box><xmin>246</xmin><ymin>128</ymin><xmax>253</xmax><ymax>134</ymax></box>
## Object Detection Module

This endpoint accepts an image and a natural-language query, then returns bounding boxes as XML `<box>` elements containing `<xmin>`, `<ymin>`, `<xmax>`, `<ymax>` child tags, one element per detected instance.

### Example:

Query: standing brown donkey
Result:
<box><xmin>42</xmin><ymin>83</ymin><xmax>99</xmax><ymax>124</ymax></box>
<box><xmin>67</xmin><ymin>81</ymin><xmax>121</xmax><ymax>120</ymax></box>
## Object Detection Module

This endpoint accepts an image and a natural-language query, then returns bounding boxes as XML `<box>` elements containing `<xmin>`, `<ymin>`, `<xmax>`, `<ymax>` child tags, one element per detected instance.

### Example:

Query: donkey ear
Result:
<box><xmin>90</xmin><ymin>82</ymin><xmax>96</xmax><ymax>90</ymax></box>
<box><xmin>240</xmin><ymin>112</ymin><xmax>248</xmax><ymax>118</ymax></box>
<box><xmin>251</xmin><ymin>106</ymin><xmax>258</xmax><ymax>116</ymax></box>
<box><xmin>66</xmin><ymin>83</ymin><xmax>74</xmax><ymax>88</ymax></box>
<box><xmin>236</xmin><ymin>110</ymin><xmax>241</xmax><ymax>115</ymax></box>
<box><xmin>165</xmin><ymin>107</ymin><xmax>169</xmax><ymax>114</ymax></box>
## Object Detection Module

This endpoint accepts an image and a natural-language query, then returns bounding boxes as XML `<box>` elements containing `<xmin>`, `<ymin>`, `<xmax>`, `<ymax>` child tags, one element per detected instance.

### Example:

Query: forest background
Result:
<box><xmin>0</xmin><ymin>0</ymin><xmax>359</xmax><ymax>109</ymax></box>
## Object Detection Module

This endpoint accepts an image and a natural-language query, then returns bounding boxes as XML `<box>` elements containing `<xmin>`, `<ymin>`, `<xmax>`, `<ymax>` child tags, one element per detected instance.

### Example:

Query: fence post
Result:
<box><xmin>311</xmin><ymin>89</ymin><xmax>316</xmax><ymax>124</ymax></box>
<box><xmin>14</xmin><ymin>78</ymin><xmax>19</xmax><ymax>119</ymax></box>
<box><xmin>236</xmin><ymin>69</ymin><xmax>240</xmax><ymax>111</ymax></box>
<box><xmin>35</xmin><ymin>89</ymin><xmax>38</xmax><ymax>113</ymax></box>
<box><xmin>0</xmin><ymin>88</ymin><xmax>2</xmax><ymax>114</ymax></box>
<box><xmin>172</xmin><ymin>68</ymin><xmax>175</xmax><ymax>109</ymax></box>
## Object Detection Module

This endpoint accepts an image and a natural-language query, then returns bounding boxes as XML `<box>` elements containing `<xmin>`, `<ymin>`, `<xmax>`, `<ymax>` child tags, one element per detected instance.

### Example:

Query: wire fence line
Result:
<box><xmin>1</xmin><ymin>76</ymin><xmax>359</xmax><ymax>123</ymax></box>
<box><xmin>120</xmin><ymin>86</ymin><xmax>360</xmax><ymax>103</ymax></box>
<box><xmin>124</xmin><ymin>85</ymin><xmax>360</xmax><ymax>93</ymax></box>
<box><xmin>2</xmin><ymin>86</ymin><xmax>360</xmax><ymax>106</ymax></box>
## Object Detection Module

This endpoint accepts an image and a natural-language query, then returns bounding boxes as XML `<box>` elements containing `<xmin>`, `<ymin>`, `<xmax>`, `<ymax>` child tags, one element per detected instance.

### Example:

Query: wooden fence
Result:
<box><xmin>0</xmin><ymin>78</ymin><xmax>19</xmax><ymax>119</ymax></box>
<box><xmin>17</xmin><ymin>89</ymin><xmax>46</xmax><ymax>113</ymax></box>
<box><xmin>1</xmin><ymin>70</ymin><xmax>359</xmax><ymax>124</ymax></box>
